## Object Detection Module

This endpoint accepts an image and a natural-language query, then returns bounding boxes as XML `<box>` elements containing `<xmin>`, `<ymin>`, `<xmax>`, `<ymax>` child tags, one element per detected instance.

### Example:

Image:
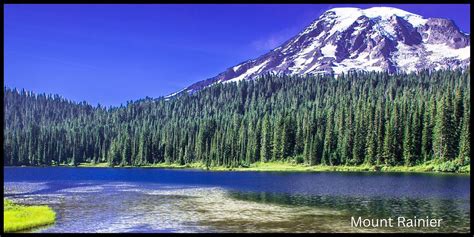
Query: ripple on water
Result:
<box><xmin>4</xmin><ymin>182</ymin><xmax>49</xmax><ymax>195</ymax></box>
<box><xmin>3</xmin><ymin>180</ymin><xmax>470</xmax><ymax>233</ymax></box>
<box><xmin>60</xmin><ymin>186</ymin><xmax>104</xmax><ymax>193</ymax></box>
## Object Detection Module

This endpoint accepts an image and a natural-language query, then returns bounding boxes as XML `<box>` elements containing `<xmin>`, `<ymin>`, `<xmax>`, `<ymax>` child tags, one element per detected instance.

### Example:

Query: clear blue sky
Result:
<box><xmin>4</xmin><ymin>4</ymin><xmax>470</xmax><ymax>106</ymax></box>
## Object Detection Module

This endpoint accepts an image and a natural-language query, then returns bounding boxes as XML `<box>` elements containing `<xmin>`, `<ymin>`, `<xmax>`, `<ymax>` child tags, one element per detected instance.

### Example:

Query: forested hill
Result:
<box><xmin>4</xmin><ymin>70</ymin><xmax>471</xmax><ymax>172</ymax></box>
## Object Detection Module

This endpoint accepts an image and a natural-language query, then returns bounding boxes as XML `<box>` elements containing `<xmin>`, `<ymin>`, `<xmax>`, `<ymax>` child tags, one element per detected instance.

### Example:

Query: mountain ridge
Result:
<box><xmin>168</xmin><ymin>7</ymin><xmax>470</xmax><ymax>97</ymax></box>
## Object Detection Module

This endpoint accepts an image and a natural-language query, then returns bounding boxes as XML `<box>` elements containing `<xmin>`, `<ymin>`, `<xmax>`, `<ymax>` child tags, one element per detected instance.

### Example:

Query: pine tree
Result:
<box><xmin>421</xmin><ymin>99</ymin><xmax>435</xmax><ymax>161</ymax></box>
<box><xmin>403</xmin><ymin>116</ymin><xmax>415</xmax><ymax>166</ymax></box>
<box><xmin>383</xmin><ymin>118</ymin><xmax>396</xmax><ymax>166</ymax></box>
<box><xmin>457</xmin><ymin>108</ymin><xmax>470</xmax><ymax>165</ymax></box>
<box><xmin>272</xmin><ymin>116</ymin><xmax>283</xmax><ymax>161</ymax></box>
<box><xmin>433</xmin><ymin>93</ymin><xmax>457</xmax><ymax>162</ymax></box>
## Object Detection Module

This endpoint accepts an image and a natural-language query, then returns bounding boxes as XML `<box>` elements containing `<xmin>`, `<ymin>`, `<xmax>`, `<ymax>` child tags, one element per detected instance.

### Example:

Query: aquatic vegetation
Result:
<box><xmin>4</xmin><ymin>198</ymin><xmax>56</xmax><ymax>233</ymax></box>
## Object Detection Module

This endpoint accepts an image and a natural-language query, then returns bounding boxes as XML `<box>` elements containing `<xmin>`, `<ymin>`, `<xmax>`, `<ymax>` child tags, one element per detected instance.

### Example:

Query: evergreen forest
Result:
<box><xmin>3</xmin><ymin>69</ymin><xmax>471</xmax><ymax>172</ymax></box>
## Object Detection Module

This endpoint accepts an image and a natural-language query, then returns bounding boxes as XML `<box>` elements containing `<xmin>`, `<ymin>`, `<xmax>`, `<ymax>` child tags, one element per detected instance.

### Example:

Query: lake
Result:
<box><xmin>3</xmin><ymin>167</ymin><xmax>470</xmax><ymax>233</ymax></box>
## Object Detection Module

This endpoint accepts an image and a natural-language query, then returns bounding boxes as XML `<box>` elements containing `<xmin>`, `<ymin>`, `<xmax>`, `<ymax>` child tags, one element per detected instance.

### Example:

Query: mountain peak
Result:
<box><xmin>325</xmin><ymin>7</ymin><xmax>421</xmax><ymax>17</ymax></box>
<box><xmin>174</xmin><ymin>7</ymin><xmax>470</xmax><ymax>96</ymax></box>
<box><xmin>322</xmin><ymin>7</ymin><xmax>426</xmax><ymax>26</ymax></box>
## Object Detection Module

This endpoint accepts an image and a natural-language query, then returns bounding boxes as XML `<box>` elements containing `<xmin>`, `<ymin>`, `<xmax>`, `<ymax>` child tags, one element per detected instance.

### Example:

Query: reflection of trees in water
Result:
<box><xmin>228</xmin><ymin>191</ymin><xmax>469</xmax><ymax>232</ymax></box>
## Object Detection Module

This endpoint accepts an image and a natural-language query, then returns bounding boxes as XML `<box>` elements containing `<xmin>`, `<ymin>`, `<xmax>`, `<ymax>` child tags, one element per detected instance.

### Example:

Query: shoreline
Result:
<box><xmin>8</xmin><ymin>161</ymin><xmax>470</xmax><ymax>175</ymax></box>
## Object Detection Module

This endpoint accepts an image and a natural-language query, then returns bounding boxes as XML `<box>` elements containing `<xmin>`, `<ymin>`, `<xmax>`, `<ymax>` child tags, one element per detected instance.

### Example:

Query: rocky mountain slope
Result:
<box><xmin>175</xmin><ymin>7</ymin><xmax>470</xmax><ymax>95</ymax></box>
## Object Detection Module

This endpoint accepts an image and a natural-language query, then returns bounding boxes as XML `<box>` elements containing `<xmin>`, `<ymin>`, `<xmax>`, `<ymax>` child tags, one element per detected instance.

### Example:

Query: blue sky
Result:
<box><xmin>4</xmin><ymin>4</ymin><xmax>470</xmax><ymax>106</ymax></box>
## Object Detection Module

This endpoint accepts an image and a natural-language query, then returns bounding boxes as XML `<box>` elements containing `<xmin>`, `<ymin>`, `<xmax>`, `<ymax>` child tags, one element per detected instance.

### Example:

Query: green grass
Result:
<box><xmin>230</xmin><ymin>161</ymin><xmax>469</xmax><ymax>173</ymax></box>
<box><xmin>72</xmin><ymin>160</ymin><xmax>469</xmax><ymax>174</ymax></box>
<box><xmin>4</xmin><ymin>198</ymin><xmax>56</xmax><ymax>233</ymax></box>
<box><xmin>76</xmin><ymin>162</ymin><xmax>110</xmax><ymax>167</ymax></box>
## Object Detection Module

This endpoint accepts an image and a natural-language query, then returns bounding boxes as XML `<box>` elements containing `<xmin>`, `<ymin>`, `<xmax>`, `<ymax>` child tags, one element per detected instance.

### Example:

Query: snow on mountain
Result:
<box><xmin>174</xmin><ymin>7</ymin><xmax>470</xmax><ymax>95</ymax></box>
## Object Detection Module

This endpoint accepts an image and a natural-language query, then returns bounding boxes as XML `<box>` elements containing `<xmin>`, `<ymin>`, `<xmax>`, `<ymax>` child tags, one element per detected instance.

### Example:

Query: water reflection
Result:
<box><xmin>229</xmin><ymin>191</ymin><xmax>470</xmax><ymax>232</ymax></box>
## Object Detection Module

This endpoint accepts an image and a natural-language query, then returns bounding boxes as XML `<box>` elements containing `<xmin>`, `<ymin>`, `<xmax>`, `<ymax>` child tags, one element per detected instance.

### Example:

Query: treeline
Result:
<box><xmin>3</xmin><ymin>69</ymin><xmax>470</xmax><ymax>171</ymax></box>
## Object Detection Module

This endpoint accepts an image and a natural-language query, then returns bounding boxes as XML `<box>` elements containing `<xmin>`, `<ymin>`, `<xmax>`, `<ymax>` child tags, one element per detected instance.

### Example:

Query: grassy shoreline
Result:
<box><xmin>4</xmin><ymin>198</ymin><xmax>56</xmax><ymax>233</ymax></box>
<box><xmin>53</xmin><ymin>161</ymin><xmax>471</xmax><ymax>174</ymax></box>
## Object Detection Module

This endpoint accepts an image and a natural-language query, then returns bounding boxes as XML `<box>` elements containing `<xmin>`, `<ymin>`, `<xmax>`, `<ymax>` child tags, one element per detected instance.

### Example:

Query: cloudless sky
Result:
<box><xmin>4</xmin><ymin>4</ymin><xmax>470</xmax><ymax>106</ymax></box>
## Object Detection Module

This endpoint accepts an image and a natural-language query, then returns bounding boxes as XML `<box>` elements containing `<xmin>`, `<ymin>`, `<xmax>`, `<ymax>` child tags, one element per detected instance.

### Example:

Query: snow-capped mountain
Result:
<box><xmin>177</xmin><ymin>7</ymin><xmax>470</xmax><ymax>95</ymax></box>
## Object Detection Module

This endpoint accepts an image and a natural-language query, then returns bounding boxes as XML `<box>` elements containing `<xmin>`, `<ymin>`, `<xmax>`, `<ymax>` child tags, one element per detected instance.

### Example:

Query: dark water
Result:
<box><xmin>4</xmin><ymin>167</ymin><xmax>470</xmax><ymax>233</ymax></box>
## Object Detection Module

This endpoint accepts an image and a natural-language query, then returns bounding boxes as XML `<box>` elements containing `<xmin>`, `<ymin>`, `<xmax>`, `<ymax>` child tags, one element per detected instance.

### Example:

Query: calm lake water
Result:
<box><xmin>4</xmin><ymin>167</ymin><xmax>470</xmax><ymax>233</ymax></box>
